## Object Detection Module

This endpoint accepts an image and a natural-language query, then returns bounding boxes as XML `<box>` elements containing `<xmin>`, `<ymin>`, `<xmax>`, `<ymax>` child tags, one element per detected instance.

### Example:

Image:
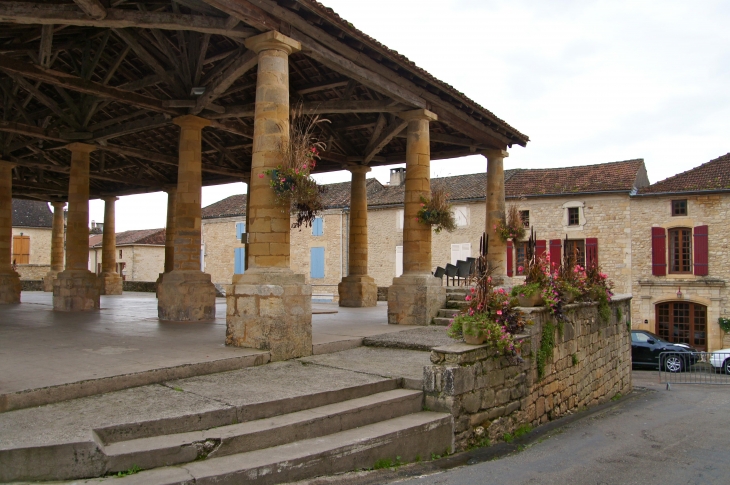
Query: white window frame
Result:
<box><xmin>562</xmin><ymin>201</ymin><xmax>586</xmax><ymax>231</ymax></box>
<box><xmin>396</xmin><ymin>209</ymin><xmax>404</xmax><ymax>231</ymax></box>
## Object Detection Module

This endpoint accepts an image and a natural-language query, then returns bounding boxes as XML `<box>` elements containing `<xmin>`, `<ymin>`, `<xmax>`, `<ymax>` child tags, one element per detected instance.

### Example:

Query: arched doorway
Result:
<box><xmin>655</xmin><ymin>301</ymin><xmax>707</xmax><ymax>351</ymax></box>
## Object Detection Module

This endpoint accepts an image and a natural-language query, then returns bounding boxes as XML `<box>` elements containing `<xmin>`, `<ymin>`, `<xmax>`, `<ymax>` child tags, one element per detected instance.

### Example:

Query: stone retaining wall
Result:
<box><xmin>424</xmin><ymin>296</ymin><xmax>632</xmax><ymax>451</ymax></box>
<box><xmin>21</xmin><ymin>280</ymin><xmax>43</xmax><ymax>291</ymax></box>
<box><xmin>122</xmin><ymin>281</ymin><xmax>157</xmax><ymax>292</ymax></box>
<box><xmin>16</xmin><ymin>264</ymin><xmax>50</xmax><ymax>280</ymax></box>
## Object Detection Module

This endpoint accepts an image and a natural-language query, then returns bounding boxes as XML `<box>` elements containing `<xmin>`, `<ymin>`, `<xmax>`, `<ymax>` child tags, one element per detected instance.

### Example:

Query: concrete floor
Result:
<box><xmin>0</xmin><ymin>292</ymin><xmax>411</xmax><ymax>408</ymax></box>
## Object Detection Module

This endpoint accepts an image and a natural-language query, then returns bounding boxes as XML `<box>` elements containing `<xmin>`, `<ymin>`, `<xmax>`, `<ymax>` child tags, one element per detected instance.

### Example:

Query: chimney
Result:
<box><xmin>389</xmin><ymin>167</ymin><xmax>406</xmax><ymax>186</ymax></box>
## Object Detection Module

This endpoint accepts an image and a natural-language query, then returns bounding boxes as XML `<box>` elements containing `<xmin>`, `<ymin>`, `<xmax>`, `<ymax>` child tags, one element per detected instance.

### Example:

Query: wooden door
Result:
<box><xmin>12</xmin><ymin>235</ymin><xmax>30</xmax><ymax>264</ymax></box>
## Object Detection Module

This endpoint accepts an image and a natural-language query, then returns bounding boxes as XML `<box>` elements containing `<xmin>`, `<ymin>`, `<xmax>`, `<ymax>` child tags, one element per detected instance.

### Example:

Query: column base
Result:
<box><xmin>338</xmin><ymin>275</ymin><xmax>377</xmax><ymax>307</ymax></box>
<box><xmin>0</xmin><ymin>270</ymin><xmax>21</xmax><ymax>304</ymax></box>
<box><xmin>387</xmin><ymin>273</ymin><xmax>446</xmax><ymax>326</ymax></box>
<box><xmin>226</xmin><ymin>268</ymin><xmax>312</xmax><ymax>362</ymax></box>
<box><xmin>43</xmin><ymin>270</ymin><xmax>60</xmax><ymax>292</ymax></box>
<box><xmin>99</xmin><ymin>272</ymin><xmax>123</xmax><ymax>295</ymax></box>
<box><xmin>53</xmin><ymin>270</ymin><xmax>100</xmax><ymax>311</ymax></box>
<box><xmin>157</xmin><ymin>270</ymin><xmax>216</xmax><ymax>321</ymax></box>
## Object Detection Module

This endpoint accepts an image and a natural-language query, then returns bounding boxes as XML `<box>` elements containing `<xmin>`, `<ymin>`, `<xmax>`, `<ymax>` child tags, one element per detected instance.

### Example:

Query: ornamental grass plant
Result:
<box><xmin>417</xmin><ymin>186</ymin><xmax>457</xmax><ymax>233</ymax></box>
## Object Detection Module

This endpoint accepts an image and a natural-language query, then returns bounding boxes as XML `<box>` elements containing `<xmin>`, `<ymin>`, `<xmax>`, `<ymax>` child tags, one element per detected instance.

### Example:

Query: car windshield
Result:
<box><xmin>634</xmin><ymin>331</ymin><xmax>666</xmax><ymax>343</ymax></box>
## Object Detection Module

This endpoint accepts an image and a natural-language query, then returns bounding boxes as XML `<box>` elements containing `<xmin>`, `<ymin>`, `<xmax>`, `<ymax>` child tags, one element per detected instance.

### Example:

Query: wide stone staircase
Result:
<box><xmin>0</xmin><ymin>359</ymin><xmax>453</xmax><ymax>484</ymax></box>
<box><xmin>432</xmin><ymin>287</ymin><xmax>470</xmax><ymax>326</ymax></box>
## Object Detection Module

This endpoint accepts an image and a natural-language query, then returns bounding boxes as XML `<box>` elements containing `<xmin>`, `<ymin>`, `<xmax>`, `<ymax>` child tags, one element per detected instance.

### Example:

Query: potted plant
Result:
<box><xmin>494</xmin><ymin>205</ymin><xmax>526</xmax><ymax>242</ymax></box>
<box><xmin>417</xmin><ymin>186</ymin><xmax>457</xmax><ymax>234</ymax></box>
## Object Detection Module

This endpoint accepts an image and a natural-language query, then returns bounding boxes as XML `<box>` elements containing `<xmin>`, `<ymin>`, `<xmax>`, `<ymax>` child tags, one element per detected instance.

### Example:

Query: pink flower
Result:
<box><xmin>258</xmin><ymin>173</ymin><xmax>264</xmax><ymax>178</ymax></box>
<box><xmin>518</xmin><ymin>266</ymin><xmax>524</xmax><ymax>272</ymax></box>
<box><xmin>496</xmin><ymin>310</ymin><xmax>502</xmax><ymax>315</ymax></box>
<box><xmin>487</xmin><ymin>276</ymin><xmax>492</xmax><ymax>283</ymax></box>
<box><xmin>465</xmin><ymin>295</ymin><xmax>472</xmax><ymax>301</ymax></box>
<box><xmin>471</xmin><ymin>287</ymin><xmax>475</xmax><ymax>293</ymax></box>
<box><xmin>468</xmin><ymin>308</ymin><xmax>475</xmax><ymax>316</ymax></box>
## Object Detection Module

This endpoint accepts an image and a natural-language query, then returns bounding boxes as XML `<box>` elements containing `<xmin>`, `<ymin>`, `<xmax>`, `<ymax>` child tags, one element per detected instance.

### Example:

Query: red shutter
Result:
<box><xmin>693</xmin><ymin>225</ymin><xmax>709</xmax><ymax>276</ymax></box>
<box><xmin>651</xmin><ymin>227</ymin><xmax>667</xmax><ymax>276</ymax></box>
<box><xmin>549</xmin><ymin>239</ymin><xmax>562</xmax><ymax>270</ymax></box>
<box><xmin>586</xmin><ymin>238</ymin><xmax>598</xmax><ymax>268</ymax></box>
<box><xmin>506</xmin><ymin>240</ymin><xmax>514</xmax><ymax>277</ymax></box>
<box><xmin>536</xmin><ymin>239</ymin><xmax>546</xmax><ymax>259</ymax></box>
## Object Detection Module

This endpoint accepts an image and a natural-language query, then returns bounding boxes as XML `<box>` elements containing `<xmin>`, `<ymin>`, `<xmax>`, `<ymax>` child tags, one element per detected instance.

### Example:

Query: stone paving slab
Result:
<box><xmin>362</xmin><ymin>326</ymin><xmax>455</xmax><ymax>351</ymax></box>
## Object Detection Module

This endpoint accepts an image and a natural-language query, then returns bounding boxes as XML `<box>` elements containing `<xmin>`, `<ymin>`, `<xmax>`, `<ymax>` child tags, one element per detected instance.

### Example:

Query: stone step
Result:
<box><xmin>101</xmin><ymin>412</ymin><xmax>453</xmax><ymax>485</ymax></box>
<box><xmin>433</xmin><ymin>317</ymin><xmax>452</xmax><ymax>327</ymax></box>
<box><xmin>446</xmin><ymin>300</ymin><xmax>470</xmax><ymax>310</ymax></box>
<box><xmin>438</xmin><ymin>309</ymin><xmax>461</xmax><ymax>318</ymax></box>
<box><xmin>103</xmin><ymin>389</ymin><xmax>424</xmax><ymax>474</ymax></box>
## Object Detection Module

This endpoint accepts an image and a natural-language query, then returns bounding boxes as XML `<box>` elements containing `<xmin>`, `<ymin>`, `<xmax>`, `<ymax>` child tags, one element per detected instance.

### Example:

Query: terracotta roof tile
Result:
<box><xmin>638</xmin><ymin>153</ymin><xmax>730</xmax><ymax>194</ymax></box>
<box><xmin>505</xmin><ymin>160</ymin><xmax>646</xmax><ymax>197</ymax></box>
<box><xmin>202</xmin><ymin>195</ymin><xmax>247</xmax><ymax>219</ymax></box>
<box><xmin>12</xmin><ymin>199</ymin><xmax>53</xmax><ymax>228</ymax></box>
<box><xmin>90</xmin><ymin>228</ymin><xmax>166</xmax><ymax>248</ymax></box>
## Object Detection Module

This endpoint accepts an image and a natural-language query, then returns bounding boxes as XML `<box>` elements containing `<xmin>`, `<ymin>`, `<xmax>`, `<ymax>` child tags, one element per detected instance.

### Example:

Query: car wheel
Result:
<box><xmin>663</xmin><ymin>354</ymin><xmax>684</xmax><ymax>373</ymax></box>
<box><xmin>724</xmin><ymin>359</ymin><xmax>730</xmax><ymax>375</ymax></box>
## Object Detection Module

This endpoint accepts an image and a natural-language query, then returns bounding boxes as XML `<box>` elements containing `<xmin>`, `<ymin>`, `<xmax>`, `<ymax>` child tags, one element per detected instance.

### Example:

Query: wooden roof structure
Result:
<box><xmin>0</xmin><ymin>0</ymin><xmax>529</xmax><ymax>202</ymax></box>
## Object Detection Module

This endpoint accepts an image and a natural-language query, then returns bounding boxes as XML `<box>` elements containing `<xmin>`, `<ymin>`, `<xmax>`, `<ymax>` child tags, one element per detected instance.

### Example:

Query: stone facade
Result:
<box><xmin>202</xmin><ymin>215</ymin><xmax>245</xmax><ymax>285</ymax></box>
<box><xmin>630</xmin><ymin>194</ymin><xmax>730</xmax><ymax>351</ymax></box>
<box><xmin>425</xmin><ymin>297</ymin><xmax>632</xmax><ymax>451</ymax></box>
<box><xmin>11</xmin><ymin>227</ymin><xmax>52</xmax><ymax>265</ymax></box>
<box><xmin>89</xmin><ymin>245</ymin><xmax>164</xmax><ymax>283</ymax></box>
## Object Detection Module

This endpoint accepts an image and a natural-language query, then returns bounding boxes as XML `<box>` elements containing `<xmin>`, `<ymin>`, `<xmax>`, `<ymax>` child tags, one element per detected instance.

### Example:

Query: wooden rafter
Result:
<box><xmin>363</xmin><ymin>118</ymin><xmax>407</xmax><ymax>165</ymax></box>
<box><xmin>192</xmin><ymin>50</ymin><xmax>257</xmax><ymax>114</ymax></box>
<box><xmin>214</xmin><ymin>99</ymin><xmax>409</xmax><ymax>119</ymax></box>
<box><xmin>73</xmin><ymin>0</ymin><xmax>107</xmax><ymax>20</ymax></box>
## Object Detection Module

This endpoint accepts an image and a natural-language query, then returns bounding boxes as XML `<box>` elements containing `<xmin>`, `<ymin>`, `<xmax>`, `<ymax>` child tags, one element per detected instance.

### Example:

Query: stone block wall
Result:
<box><xmin>128</xmin><ymin>246</ymin><xmax>164</xmax><ymax>282</ymax></box>
<box><xmin>15</xmin><ymin>264</ymin><xmax>50</xmax><ymax>280</ymax></box>
<box><xmin>290</xmin><ymin>209</ymin><xmax>346</xmax><ymax>294</ymax></box>
<box><xmin>424</xmin><ymin>297</ymin><xmax>632</xmax><ymax>451</ymax></box>
<box><xmin>201</xmin><ymin>216</ymin><xmax>244</xmax><ymax>284</ymax></box>
<box><xmin>11</xmin><ymin>227</ymin><xmax>52</xmax><ymax>265</ymax></box>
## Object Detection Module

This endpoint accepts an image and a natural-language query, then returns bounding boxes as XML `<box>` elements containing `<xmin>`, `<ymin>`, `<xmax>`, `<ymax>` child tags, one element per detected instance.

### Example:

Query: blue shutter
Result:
<box><xmin>312</xmin><ymin>217</ymin><xmax>323</xmax><ymax>236</ymax></box>
<box><xmin>310</xmin><ymin>247</ymin><xmax>325</xmax><ymax>278</ymax></box>
<box><xmin>234</xmin><ymin>248</ymin><xmax>245</xmax><ymax>274</ymax></box>
<box><xmin>236</xmin><ymin>222</ymin><xmax>245</xmax><ymax>241</ymax></box>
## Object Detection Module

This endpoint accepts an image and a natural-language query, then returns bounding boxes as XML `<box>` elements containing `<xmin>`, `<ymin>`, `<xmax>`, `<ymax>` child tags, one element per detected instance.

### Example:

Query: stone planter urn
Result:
<box><xmin>517</xmin><ymin>292</ymin><xmax>543</xmax><ymax>307</ymax></box>
<box><xmin>560</xmin><ymin>291</ymin><xmax>576</xmax><ymax>304</ymax></box>
<box><xmin>463</xmin><ymin>321</ymin><xmax>487</xmax><ymax>345</ymax></box>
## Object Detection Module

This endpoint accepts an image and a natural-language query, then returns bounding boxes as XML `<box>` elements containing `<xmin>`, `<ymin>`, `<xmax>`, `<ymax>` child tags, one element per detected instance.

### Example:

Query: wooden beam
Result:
<box><xmin>92</xmin><ymin>114</ymin><xmax>171</xmax><ymax>141</ymax></box>
<box><xmin>38</xmin><ymin>24</ymin><xmax>53</xmax><ymax>68</ymax></box>
<box><xmin>193</xmin><ymin>50</ymin><xmax>257</xmax><ymax>115</ymax></box>
<box><xmin>12</xmin><ymin>75</ymin><xmax>81</xmax><ymax>130</ymax></box>
<box><xmin>207</xmin><ymin>119</ymin><xmax>253</xmax><ymax>139</ymax></box>
<box><xmin>295</xmin><ymin>80</ymin><xmax>348</xmax><ymax>95</ymax></box>
<box><xmin>0</xmin><ymin>54</ymin><xmax>179</xmax><ymax>115</ymax></box>
<box><xmin>394</xmin><ymin>131</ymin><xmax>489</xmax><ymax>149</ymax></box>
<box><xmin>9</xmin><ymin>155</ymin><xmax>162</xmax><ymax>187</ymax></box>
<box><xmin>0</xmin><ymin>3</ymin><xmax>255</xmax><ymax>38</ymax></box>
<box><xmin>363</xmin><ymin>119</ymin><xmax>407</xmax><ymax>165</ymax></box>
<box><xmin>385</xmin><ymin>148</ymin><xmax>481</xmax><ymax>164</ymax></box>
<box><xmin>0</xmin><ymin>120</ymin><xmax>66</xmax><ymax>143</ymax></box>
<box><xmin>213</xmin><ymin>99</ymin><xmax>408</xmax><ymax>119</ymax></box>
<box><xmin>73</xmin><ymin>0</ymin><xmax>107</xmax><ymax>20</ymax></box>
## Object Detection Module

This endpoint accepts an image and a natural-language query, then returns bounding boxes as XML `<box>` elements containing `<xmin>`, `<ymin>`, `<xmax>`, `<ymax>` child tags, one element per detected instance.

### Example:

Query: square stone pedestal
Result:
<box><xmin>338</xmin><ymin>275</ymin><xmax>377</xmax><ymax>307</ymax></box>
<box><xmin>99</xmin><ymin>272</ymin><xmax>123</xmax><ymax>295</ymax></box>
<box><xmin>157</xmin><ymin>270</ymin><xmax>216</xmax><ymax>321</ymax></box>
<box><xmin>226</xmin><ymin>269</ymin><xmax>312</xmax><ymax>361</ymax></box>
<box><xmin>43</xmin><ymin>270</ymin><xmax>59</xmax><ymax>292</ymax></box>
<box><xmin>53</xmin><ymin>270</ymin><xmax>100</xmax><ymax>311</ymax></box>
<box><xmin>0</xmin><ymin>271</ymin><xmax>21</xmax><ymax>304</ymax></box>
<box><xmin>388</xmin><ymin>274</ymin><xmax>446</xmax><ymax>325</ymax></box>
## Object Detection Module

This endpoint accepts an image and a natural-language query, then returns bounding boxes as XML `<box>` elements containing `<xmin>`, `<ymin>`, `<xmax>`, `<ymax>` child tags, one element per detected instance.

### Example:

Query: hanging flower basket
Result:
<box><xmin>495</xmin><ymin>204</ymin><xmax>526</xmax><ymax>242</ymax></box>
<box><xmin>417</xmin><ymin>186</ymin><xmax>456</xmax><ymax>234</ymax></box>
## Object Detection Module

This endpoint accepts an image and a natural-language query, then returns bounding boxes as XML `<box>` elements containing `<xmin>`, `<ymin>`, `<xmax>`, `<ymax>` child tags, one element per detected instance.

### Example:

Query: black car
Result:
<box><xmin>631</xmin><ymin>330</ymin><xmax>700</xmax><ymax>372</ymax></box>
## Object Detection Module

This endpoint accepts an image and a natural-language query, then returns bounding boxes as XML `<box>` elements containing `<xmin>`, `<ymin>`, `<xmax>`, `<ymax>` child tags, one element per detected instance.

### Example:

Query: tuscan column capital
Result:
<box><xmin>398</xmin><ymin>109</ymin><xmax>438</xmax><ymax>122</ymax></box>
<box><xmin>51</xmin><ymin>201</ymin><xmax>66</xmax><ymax>209</ymax></box>
<box><xmin>348</xmin><ymin>164</ymin><xmax>371</xmax><ymax>175</ymax></box>
<box><xmin>102</xmin><ymin>196</ymin><xmax>119</xmax><ymax>203</ymax></box>
<box><xmin>173</xmin><ymin>115</ymin><xmax>211</xmax><ymax>130</ymax></box>
<box><xmin>245</xmin><ymin>31</ymin><xmax>301</xmax><ymax>55</ymax></box>
<box><xmin>65</xmin><ymin>142</ymin><xmax>96</xmax><ymax>154</ymax></box>
<box><xmin>482</xmin><ymin>148</ymin><xmax>509</xmax><ymax>160</ymax></box>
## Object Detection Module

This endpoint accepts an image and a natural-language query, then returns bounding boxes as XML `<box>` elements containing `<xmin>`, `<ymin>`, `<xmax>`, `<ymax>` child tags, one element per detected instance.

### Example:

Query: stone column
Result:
<box><xmin>157</xmin><ymin>115</ymin><xmax>216</xmax><ymax>321</ymax></box>
<box><xmin>98</xmin><ymin>196</ymin><xmax>123</xmax><ymax>295</ymax></box>
<box><xmin>484</xmin><ymin>149</ymin><xmax>509</xmax><ymax>280</ymax></box>
<box><xmin>387</xmin><ymin>110</ymin><xmax>445</xmax><ymax>325</ymax></box>
<box><xmin>338</xmin><ymin>165</ymin><xmax>377</xmax><ymax>307</ymax></box>
<box><xmin>0</xmin><ymin>161</ymin><xmax>21</xmax><ymax>304</ymax></box>
<box><xmin>163</xmin><ymin>187</ymin><xmax>176</xmax><ymax>274</ymax></box>
<box><xmin>226</xmin><ymin>31</ymin><xmax>312</xmax><ymax>361</ymax></box>
<box><xmin>53</xmin><ymin>143</ymin><xmax>100</xmax><ymax>311</ymax></box>
<box><xmin>43</xmin><ymin>201</ymin><xmax>66</xmax><ymax>292</ymax></box>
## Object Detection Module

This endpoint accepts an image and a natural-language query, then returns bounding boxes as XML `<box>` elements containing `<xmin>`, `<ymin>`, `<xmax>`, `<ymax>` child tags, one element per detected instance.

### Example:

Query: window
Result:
<box><xmin>519</xmin><ymin>210</ymin><xmax>530</xmax><ymax>228</ymax></box>
<box><xmin>395</xmin><ymin>246</ymin><xmax>403</xmax><ymax>277</ymax></box>
<box><xmin>669</xmin><ymin>228</ymin><xmax>692</xmax><ymax>273</ymax></box>
<box><xmin>12</xmin><ymin>235</ymin><xmax>30</xmax><ymax>264</ymax></box>
<box><xmin>310</xmin><ymin>247</ymin><xmax>325</xmax><ymax>278</ymax></box>
<box><xmin>119</xmin><ymin>249</ymin><xmax>123</xmax><ymax>259</ymax></box>
<box><xmin>396</xmin><ymin>210</ymin><xmax>404</xmax><ymax>231</ymax></box>
<box><xmin>454</xmin><ymin>206</ymin><xmax>469</xmax><ymax>227</ymax></box>
<box><xmin>568</xmin><ymin>207</ymin><xmax>580</xmax><ymax>226</ymax></box>
<box><xmin>312</xmin><ymin>217</ymin><xmax>323</xmax><ymax>236</ymax></box>
<box><xmin>656</xmin><ymin>302</ymin><xmax>706</xmax><ymax>351</ymax></box>
<box><xmin>234</xmin><ymin>248</ymin><xmax>245</xmax><ymax>274</ymax></box>
<box><xmin>565</xmin><ymin>240</ymin><xmax>586</xmax><ymax>267</ymax></box>
<box><xmin>515</xmin><ymin>242</ymin><xmax>528</xmax><ymax>275</ymax></box>
<box><xmin>451</xmin><ymin>243</ymin><xmax>471</xmax><ymax>265</ymax></box>
<box><xmin>671</xmin><ymin>200</ymin><xmax>687</xmax><ymax>216</ymax></box>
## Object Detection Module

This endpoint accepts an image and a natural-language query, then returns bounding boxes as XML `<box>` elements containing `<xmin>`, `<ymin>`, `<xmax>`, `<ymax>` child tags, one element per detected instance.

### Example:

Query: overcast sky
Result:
<box><xmin>88</xmin><ymin>0</ymin><xmax>730</xmax><ymax>231</ymax></box>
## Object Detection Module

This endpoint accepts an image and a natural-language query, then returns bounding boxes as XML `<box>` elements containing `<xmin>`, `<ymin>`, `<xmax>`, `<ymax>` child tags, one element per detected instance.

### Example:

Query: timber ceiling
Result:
<box><xmin>0</xmin><ymin>0</ymin><xmax>529</xmax><ymax>202</ymax></box>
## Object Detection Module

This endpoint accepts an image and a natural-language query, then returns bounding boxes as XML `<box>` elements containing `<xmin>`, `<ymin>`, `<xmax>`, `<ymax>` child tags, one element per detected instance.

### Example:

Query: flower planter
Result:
<box><xmin>560</xmin><ymin>291</ymin><xmax>576</xmax><ymax>304</ymax></box>
<box><xmin>463</xmin><ymin>321</ymin><xmax>487</xmax><ymax>345</ymax></box>
<box><xmin>517</xmin><ymin>293</ymin><xmax>543</xmax><ymax>307</ymax></box>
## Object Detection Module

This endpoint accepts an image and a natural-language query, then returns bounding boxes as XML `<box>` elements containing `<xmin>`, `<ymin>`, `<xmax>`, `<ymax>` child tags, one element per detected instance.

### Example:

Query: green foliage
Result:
<box><xmin>719</xmin><ymin>317</ymin><xmax>730</xmax><ymax>333</ymax></box>
<box><xmin>448</xmin><ymin>313</ymin><xmax>518</xmax><ymax>355</ymax></box>
<box><xmin>616</xmin><ymin>307</ymin><xmax>623</xmax><ymax>322</ymax></box>
<box><xmin>510</xmin><ymin>281</ymin><xmax>543</xmax><ymax>298</ymax></box>
<box><xmin>611</xmin><ymin>392</ymin><xmax>623</xmax><ymax>401</ymax></box>
<box><xmin>536</xmin><ymin>322</ymin><xmax>556</xmax><ymax>380</ymax></box>
<box><xmin>373</xmin><ymin>456</ymin><xmax>402</xmax><ymax>470</ymax></box>
<box><xmin>172</xmin><ymin>386</ymin><xmax>183</xmax><ymax>392</ymax></box>
<box><xmin>571</xmin><ymin>353</ymin><xmax>579</xmax><ymax>366</ymax></box>
<box><xmin>503</xmin><ymin>432</ymin><xmax>514</xmax><ymax>443</ymax></box>
<box><xmin>415</xmin><ymin>455</ymin><xmax>422</xmax><ymax>463</ymax></box>
<box><xmin>430</xmin><ymin>452</ymin><xmax>442</xmax><ymax>460</ymax></box>
<box><xmin>514</xmin><ymin>424</ymin><xmax>533</xmax><ymax>439</ymax></box>
<box><xmin>495</xmin><ymin>205</ymin><xmax>526</xmax><ymax>242</ymax></box>
<box><xmin>417</xmin><ymin>187</ymin><xmax>457</xmax><ymax>233</ymax></box>
<box><xmin>114</xmin><ymin>465</ymin><xmax>141</xmax><ymax>477</ymax></box>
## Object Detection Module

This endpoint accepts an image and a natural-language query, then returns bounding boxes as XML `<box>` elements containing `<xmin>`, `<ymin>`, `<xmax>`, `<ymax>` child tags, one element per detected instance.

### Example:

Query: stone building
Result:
<box><xmin>11</xmin><ymin>199</ymin><xmax>53</xmax><ymax>281</ymax></box>
<box><xmin>89</xmin><ymin>229</ymin><xmax>165</xmax><ymax>283</ymax></box>
<box><xmin>630</xmin><ymin>153</ymin><xmax>730</xmax><ymax>352</ymax></box>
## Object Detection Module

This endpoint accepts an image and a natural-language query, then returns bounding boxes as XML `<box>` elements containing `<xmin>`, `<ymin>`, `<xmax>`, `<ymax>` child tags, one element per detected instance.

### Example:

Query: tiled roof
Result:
<box><xmin>202</xmin><ymin>195</ymin><xmax>247</xmax><ymax>219</ymax></box>
<box><xmin>297</xmin><ymin>1</ymin><xmax>529</xmax><ymax>147</ymax></box>
<box><xmin>638</xmin><ymin>153</ymin><xmax>730</xmax><ymax>195</ymax></box>
<box><xmin>12</xmin><ymin>199</ymin><xmax>53</xmax><ymax>228</ymax></box>
<box><xmin>90</xmin><ymin>228</ymin><xmax>165</xmax><ymax>248</ymax></box>
<box><xmin>505</xmin><ymin>160</ymin><xmax>646</xmax><ymax>197</ymax></box>
<box><xmin>322</xmin><ymin>178</ymin><xmax>383</xmax><ymax>208</ymax></box>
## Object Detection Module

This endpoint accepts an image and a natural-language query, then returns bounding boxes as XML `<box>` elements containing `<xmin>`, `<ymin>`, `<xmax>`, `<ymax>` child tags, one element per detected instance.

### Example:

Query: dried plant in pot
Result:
<box><xmin>263</xmin><ymin>107</ymin><xmax>329</xmax><ymax>229</ymax></box>
<box><xmin>417</xmin><ymin>186</ymin><xmax>457</xmax><ymax>234</ymax></box>
<box><xmin>495</xmin><ymin>204</ymin><xmax>526</xmax><ymax>243</ymax></box>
